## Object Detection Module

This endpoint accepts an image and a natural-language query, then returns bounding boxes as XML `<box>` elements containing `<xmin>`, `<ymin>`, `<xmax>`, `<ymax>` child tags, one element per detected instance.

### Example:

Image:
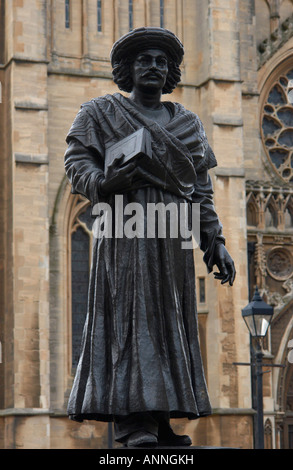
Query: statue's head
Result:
<box><xmin>110</xmin><ymin>27</ymin><xmax>184</xmax><ymax>94</ymax></box>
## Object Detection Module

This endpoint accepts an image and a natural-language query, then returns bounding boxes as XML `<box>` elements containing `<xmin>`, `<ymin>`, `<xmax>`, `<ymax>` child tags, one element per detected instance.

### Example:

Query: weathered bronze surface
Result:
<box><xmin>64</xmin><ymin>27</ymin><xmax>236</xmax><ymax>447</ymax></box>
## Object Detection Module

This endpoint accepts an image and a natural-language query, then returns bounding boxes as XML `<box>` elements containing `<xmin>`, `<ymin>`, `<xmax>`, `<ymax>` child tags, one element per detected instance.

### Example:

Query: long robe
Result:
<box><xmin>65</xmin><ymin>93</ymin><xmax>224</xmax><ymax>422</ymax></box>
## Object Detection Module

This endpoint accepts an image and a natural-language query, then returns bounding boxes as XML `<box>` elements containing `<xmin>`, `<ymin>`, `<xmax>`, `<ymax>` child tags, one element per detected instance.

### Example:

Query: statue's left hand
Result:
<box><xmin>213</xmin><ymin>244</ymin><xmax>236</xmax><ymax>286</ymax></box>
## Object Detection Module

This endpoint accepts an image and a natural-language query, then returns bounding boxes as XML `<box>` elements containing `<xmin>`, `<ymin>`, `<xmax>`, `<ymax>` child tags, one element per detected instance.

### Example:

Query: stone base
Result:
<box><xmin>117</xmin><ymin>445</ymin><xmax>238</xmax><ymax>449</ymax></box>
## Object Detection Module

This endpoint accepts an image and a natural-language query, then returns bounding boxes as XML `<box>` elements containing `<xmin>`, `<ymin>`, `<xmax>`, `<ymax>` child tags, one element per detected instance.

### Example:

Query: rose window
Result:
<box><xmin>261</xmin><ymin>68</ymin><xmax>293</xmax><ymax>183</ymax></box>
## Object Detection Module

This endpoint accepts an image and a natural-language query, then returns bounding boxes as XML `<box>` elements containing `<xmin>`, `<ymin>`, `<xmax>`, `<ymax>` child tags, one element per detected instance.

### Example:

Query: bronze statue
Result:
<box><xmin>65</xmin><ymin>27</ymin><xmax>236</xmax><ymax>448</ymax></box>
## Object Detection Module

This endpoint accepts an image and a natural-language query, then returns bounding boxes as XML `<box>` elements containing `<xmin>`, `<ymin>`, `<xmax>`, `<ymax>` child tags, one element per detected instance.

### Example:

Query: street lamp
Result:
<box><xmin>242</xmin><ymin>286</ymin><xmax>274</xmax><ymax>339</ymax></box>
<box><xmin>241</xmin><ymin>286</ymin><xmax>274</xmax><ymax>449</ymax></box>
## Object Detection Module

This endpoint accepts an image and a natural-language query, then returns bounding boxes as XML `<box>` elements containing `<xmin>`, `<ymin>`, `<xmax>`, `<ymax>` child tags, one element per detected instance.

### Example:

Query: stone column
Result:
<box><xmin>191</xmin><ymin>0</ymin><xmax>253</xmax><ymax>448</ymax></box>
<box><xmin>0</xmin><ymin>0</ymin><xmax>51</xmax><ymax>448</ymax></box>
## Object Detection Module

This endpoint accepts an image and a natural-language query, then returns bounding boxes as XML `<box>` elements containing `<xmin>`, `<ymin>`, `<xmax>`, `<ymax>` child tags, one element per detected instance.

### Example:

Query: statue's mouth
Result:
<box><xmin>144</xmin><ymin>72</ymin><xmax>163</xmax><ymax>80</ymax></box>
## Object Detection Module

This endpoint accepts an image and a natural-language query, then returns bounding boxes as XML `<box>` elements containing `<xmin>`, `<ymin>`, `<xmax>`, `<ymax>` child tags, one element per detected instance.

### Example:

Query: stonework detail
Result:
<box><xmin>258</xmin><ymin>13</ymin><xmax>293</xmax><ymax>67</ymax></box>
<box><xmin>246</xmin><ymin>174</ymin><xmax>293</xmax><ymax>448</ymax></box>
<box><xmin>246</xmin><ymin>180</ymin><xmax>293</xmax><ymax>311</ymax></box>
<box><xmin>266</xmin><ymin>247</ymin><xmax>293</xmax><ymax>280</ymax></box>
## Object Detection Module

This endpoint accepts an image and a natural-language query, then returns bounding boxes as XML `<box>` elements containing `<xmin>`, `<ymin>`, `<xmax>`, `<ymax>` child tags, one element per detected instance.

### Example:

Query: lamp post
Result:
<box><xmin>241</xmin><ymin>287</ymin><xmax>274</xmax><ymax>449</ymax></box>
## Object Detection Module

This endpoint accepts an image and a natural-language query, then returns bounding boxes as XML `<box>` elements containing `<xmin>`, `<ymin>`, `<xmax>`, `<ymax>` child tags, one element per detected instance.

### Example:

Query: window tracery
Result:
<box><xmin>261</xmin><ymin>68</ymin><xmax>293</xmax><ymax>183</ymax></box>
<box><xmin>246</xmin><ymin>182</ymin><xmax>293</xmax><ymax>312</ymax></box>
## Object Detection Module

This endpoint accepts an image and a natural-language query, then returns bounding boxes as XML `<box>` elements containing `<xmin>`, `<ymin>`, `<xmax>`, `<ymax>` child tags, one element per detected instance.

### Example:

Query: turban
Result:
<box><xmin>110</xmin><ymin>27</ymin><xmax>184</xmax><ymax>66</ymax></box>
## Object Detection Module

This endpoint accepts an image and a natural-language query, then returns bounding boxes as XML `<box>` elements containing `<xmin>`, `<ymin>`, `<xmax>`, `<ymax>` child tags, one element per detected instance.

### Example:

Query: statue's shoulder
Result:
<box><xmin>68</xmin><ymin>95</ymin><xmax>116</xmax><ymax>136</ymax></box>
<box><xmin>80</xmin><ymin>94</ymin><xmax>115</xmax><ymax>114</ymax></box>
<box><xmin>170</xmin><ymin>101</ymin><xmax>202</xmax><ymax>125</ymax></box>
<box><xmin>170</xmin><ymin>101</ymin><xmax>198</xmax><ymax>119</ymax></box>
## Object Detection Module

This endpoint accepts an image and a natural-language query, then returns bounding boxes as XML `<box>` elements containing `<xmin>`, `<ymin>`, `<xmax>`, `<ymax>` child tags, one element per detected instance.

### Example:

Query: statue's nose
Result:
<box><xmin>149</xmin><ymin>58</ymin><xmax>158</xmax><ymax>68</ymax></box>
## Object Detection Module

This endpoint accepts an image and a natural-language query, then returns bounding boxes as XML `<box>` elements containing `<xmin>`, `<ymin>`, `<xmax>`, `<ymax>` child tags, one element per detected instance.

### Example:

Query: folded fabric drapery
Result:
<box><xmin>65</xmin><ymin>93</ymin><xmax>224</xmax><ymax>423</ymax></box>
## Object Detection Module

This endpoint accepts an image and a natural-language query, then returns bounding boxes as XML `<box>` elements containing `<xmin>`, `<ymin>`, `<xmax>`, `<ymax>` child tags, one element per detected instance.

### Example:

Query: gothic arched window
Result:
<box><xmin>65</xmin><ymin>0</ymin><xmax>70</xmax><ymax>29</ymax></box>
<box><xmin>70</xmin><ymin>201</ymin><xmax>93</xmax><ymax>369</ymax></box>
<box><xmin>97</xmin><ymin>0</ymin><xmax>102</xmax><ymax>32</ymax></box>
<box><xmin>160</xmin><ymin>0</ymin><xmax>164</xmax><ymax>28</ymax></box>
<box><xmin>129</xmin><ymin>0</ymin><xmax>133</xmax><ymax>30</ymax></box>
<box><xmin>264</xmin><ymin>418</ymin><xmax>273</xmax><ymax>449</ymax></box>
<box><xmin>261</xmin><ymin>67</ymin><xmax>293</xmax><ymax>183</ymax></box>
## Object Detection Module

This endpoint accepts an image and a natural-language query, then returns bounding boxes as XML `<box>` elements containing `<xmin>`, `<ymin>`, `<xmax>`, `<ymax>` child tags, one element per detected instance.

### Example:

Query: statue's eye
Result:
<box><xmin>135</xmin><ymin>56</ymin><xmax>168</xmax><ymax>68</ymax></box>
<box><xmin>136</xmin><ymin>56</ymin><xmax>151</xmax><ymax>67</ymax></box>
<box><xmin>156</xmin><ymin>58</ymin><xmax>168</xmax><ymax>68</ymax></box>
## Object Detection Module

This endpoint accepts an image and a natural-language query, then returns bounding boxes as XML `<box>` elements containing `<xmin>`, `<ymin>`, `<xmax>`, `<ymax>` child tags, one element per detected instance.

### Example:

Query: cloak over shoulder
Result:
<box><xmin>65</xmin><ymin>93</ymin><xmax>224</xmax><ymax>271</ymax></box>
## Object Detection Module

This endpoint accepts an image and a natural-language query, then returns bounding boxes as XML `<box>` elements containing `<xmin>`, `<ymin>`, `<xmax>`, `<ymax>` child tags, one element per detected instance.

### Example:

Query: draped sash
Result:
<box><xmin>66</xmin><ymin>93</ymin><xmax>217</xmax><ymax>201</ymax></box>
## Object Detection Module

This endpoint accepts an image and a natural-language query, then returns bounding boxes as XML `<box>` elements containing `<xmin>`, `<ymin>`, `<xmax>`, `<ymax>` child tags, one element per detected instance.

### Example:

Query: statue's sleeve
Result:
<box><xmin>191</xmin><ymin>115</ymin><xmax>225</xmax><ymax>272</ymax></box>
<box><xmin>64</xmin><ymin>105</ymin><xmax>105</xmax><ymax>206</ymax></box>
<box><xmin>193</xmin><ymin>168</ymin><xmax>225</xmax><ymax>273</ymax></box>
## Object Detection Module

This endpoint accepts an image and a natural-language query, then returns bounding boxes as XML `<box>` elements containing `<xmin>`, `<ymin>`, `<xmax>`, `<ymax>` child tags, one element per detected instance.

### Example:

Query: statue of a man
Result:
<box><xmin>65</xmin><ymin>27</ymin><xmax>236</xmax><ymax>448</ymax></box>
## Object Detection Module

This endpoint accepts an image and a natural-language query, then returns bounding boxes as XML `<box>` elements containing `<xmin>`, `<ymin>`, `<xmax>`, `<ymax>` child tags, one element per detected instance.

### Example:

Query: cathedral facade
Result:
<box><xmin>0</xmin><ymin>0</ymin><xmax>293</xmax><ymax>449</ymax></box>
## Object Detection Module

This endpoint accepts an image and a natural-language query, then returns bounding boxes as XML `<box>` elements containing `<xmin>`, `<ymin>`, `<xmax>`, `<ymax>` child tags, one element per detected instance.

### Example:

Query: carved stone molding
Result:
<box><xmin>255</xmin><ymin>233</ymin><xmax>267</xmax><ymax>289</ymax></box>
<box><xmin>266</xmin><ymin>247</ymin><xmax>293</xmax><ymax>281</ymax></box>
<box><xmin>261</xmin><ymin>279</ymin><xmax>293</xmax><ymax>314</ymax></box>
<box><xmin>247</xmin><ymin>180</ymin><xmax>293</xmax><ymax>313</ymax></box>
<box><xmin>246</xmin><ymin>180</ymin><xmax>293</xmax><ymax>231</ymax></box>
<box><xmin>258</xmin><ymin>14</ymin><xmax>293</xmax><ymax>68</ymax></box>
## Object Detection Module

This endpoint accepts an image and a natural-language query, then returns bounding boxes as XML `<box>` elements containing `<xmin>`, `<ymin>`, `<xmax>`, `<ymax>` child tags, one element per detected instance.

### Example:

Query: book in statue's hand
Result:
<box><xmin>104</xmin><ymin>127</ymin><xmax>152</xmax><ymax>175</ymax></box>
